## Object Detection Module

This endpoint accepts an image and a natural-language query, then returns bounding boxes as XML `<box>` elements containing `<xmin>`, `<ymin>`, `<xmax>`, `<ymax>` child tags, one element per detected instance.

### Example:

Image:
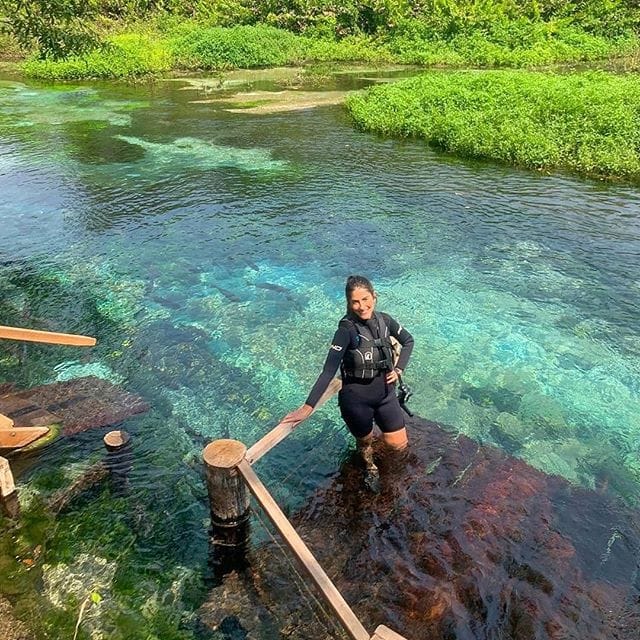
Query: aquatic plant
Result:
<box><xmin>115</xmin><ymin>134</ymin><xmax>289</xmax><ymax>173</ymax></box>
<box><xmin>347</xmin><ymin>69</ymin><xmax>640</xmax><ymax>182</ymax></box>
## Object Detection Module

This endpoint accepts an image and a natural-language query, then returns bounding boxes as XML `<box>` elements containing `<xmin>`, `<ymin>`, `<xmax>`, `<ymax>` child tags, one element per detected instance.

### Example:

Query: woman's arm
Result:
<box><xmin>305</xmin><ymin>325</ymin><xmax>350</xmax><ymax>407</ymax></box>
<box><xmin>386</xmin><ymin>314</ymin><xmax>414</xmax><ymax>373</ymax></box>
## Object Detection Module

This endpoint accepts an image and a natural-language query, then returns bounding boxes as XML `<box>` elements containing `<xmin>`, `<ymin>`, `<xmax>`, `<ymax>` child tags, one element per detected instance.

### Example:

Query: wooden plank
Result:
<box><xmin>0</xmin><ymin>414</ymin><xmax>13</xmax><ymax>428</ymax></box>
<box><xmin>370</xmin><ymin>625</ymin><xmax>409</xmax><ymax>640</ymax></box>
<box><xmin>0</xmin><ymin>427</ymin><xmax>50</xmax><ymax>449</ymax></box>
<box><xmin>0</xmin><ymin>325</ymin><xmax>96</xmax><ymax>347</ymax></box>
<box><xmin>0</xmin><ymin>396</ymin><xmax>61</xmax><ymax>428</ymax></box>
<box><xmin>0</xmin><ymin>457</ymin><xmax>15</xmax><ymax>497</ymax></box>
<box><xmin>238</xmin><ymin>458</ymin><xmax>369</xmax><ymax>640</ymax></box>
<box><xmin>246</xmin><ymin>377</ymin><xmax>342</xmax><ymax>464</ymax></box>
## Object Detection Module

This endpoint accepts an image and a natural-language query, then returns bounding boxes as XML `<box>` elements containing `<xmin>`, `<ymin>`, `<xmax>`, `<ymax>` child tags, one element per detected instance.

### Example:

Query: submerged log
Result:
<box><xmin>47</xmin><ymin>461</ymin><xmax>109</xmax><ymax>516</ymax></box>
<box><xmin>47</xmin><ymin>431</ymin><xmax>133</xmax><ymax>515</ymax></box>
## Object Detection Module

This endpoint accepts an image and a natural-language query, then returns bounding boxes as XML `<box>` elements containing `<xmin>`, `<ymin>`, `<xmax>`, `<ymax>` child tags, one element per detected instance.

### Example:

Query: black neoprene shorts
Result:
<box><xmin>338</xmin><ymin>375</ymin><xmax>405</xmax><ymax>439</ymax></box>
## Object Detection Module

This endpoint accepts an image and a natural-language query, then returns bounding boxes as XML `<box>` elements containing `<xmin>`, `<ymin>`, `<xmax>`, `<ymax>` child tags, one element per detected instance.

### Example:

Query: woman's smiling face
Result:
<box><xmin>348</xmin><ymin>286</ymin><xmax>376</xmax><ymax>321</ymax></box>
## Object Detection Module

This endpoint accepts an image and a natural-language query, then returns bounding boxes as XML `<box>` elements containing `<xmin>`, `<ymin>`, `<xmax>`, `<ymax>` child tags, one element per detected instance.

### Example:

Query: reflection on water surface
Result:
<box><xmin>0</xmin><ymin>67</ymin><xmax>639</xmax><ymax>639</ymax></box>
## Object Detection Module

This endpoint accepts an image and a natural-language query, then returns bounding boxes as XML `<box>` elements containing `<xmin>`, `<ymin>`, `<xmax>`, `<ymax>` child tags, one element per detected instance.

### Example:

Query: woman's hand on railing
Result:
<box><xmin>282</xmin><ymin>404</ymin><xmax>313</xmax><ymax>424</ymax></box>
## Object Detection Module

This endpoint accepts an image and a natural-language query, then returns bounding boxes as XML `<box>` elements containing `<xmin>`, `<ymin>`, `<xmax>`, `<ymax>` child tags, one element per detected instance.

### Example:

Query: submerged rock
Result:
<box><xmin>43</xmin><ymin>554</ymin><xmax>116</xmax><ymax>639</ymax></box>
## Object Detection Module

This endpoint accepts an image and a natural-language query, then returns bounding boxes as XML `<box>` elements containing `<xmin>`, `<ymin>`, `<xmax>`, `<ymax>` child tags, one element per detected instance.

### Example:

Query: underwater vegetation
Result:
<box><xmin>0</xmin><ymin>81</ymin><xmax>146</xmax><ymax>129</ymax></box>
<box><xmin>115</xmin><ymin>135</ymin><xmax>289</xmax><ymax>174</ymax></box>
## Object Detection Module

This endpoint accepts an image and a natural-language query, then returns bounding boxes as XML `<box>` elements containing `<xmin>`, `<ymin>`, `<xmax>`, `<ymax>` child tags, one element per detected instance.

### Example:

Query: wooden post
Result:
<box><xmin>0</xmin><ymin>456</ymin><xmax>19</xmax><ymax>519</ymax></box>
<box><xmin>203</xmin><ymin>440</ymin><xmax>250</xmax><ymax>574</ymax></box>
<box><xmin>103</xmin><ymin>430</ymin><xmax>132</xmax><ymax>495</ymax></box>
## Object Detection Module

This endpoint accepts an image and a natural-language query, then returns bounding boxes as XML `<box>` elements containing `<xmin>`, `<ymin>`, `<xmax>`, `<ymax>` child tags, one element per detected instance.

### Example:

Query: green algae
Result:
<box><xmin>115</xmin><ymin>135</ymin><xmax>288</xmax><ymax>173</ymax></box>
<box><xmin>0</xmin><ymin>82</ymin><xmax>147</xmax><ymax>130</ymax></box>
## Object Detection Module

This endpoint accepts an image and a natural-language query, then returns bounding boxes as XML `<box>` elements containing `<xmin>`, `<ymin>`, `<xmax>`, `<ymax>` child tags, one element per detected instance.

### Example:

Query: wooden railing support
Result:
<box><xmin>370</xmin><ymin>625</ymin><xmax>408</xmax><ymax>640</ymax></box>
<box><xmin>103</xmin><ymin>430</ymin><xmax>132</xmax><ymax>495</ymax></box>
<box><xmin>203</xmin><ymin>439</ymin><xmax>251</xmax><ymax>564</ymax></box>
<box><xmin>0</xmin><ymin>456</ymin><xmax>20</xmax><ymax>519</ymax></box>
<box><xmin>201</xmin><ymin>396</ymin><xmax>410</xmax><ymax>639</ymax></box>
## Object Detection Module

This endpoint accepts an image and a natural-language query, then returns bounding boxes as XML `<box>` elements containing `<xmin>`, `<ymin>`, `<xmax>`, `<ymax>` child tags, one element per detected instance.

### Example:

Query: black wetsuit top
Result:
<box><xmin>305</xmin><ymin>312</ymin><xmax>414</xmax><ymax>407</ymax></box>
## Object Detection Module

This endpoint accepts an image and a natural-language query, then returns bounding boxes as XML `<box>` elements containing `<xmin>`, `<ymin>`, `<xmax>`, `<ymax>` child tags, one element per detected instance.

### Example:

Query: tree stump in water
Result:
<box><xmin>203</xmin><ymin>440</ymin><xmax>251</xmax><ymax>574</ymax></box>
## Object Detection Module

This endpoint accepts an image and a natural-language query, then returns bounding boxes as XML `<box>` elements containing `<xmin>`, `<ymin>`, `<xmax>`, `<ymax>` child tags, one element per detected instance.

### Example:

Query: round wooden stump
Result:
<box><xmin>203</xmin><ymin>439</ymin><xmax>250</xmax><ymax>526</ymax></box>
<box><xmin>103</xmin><ymin>430</ymin><xmax>132</xmax><ymax>496</ymax></box>
<box><xmin>103</xmin><ymin>430</ymin><xmax>131</xmax><ymax>451</ymax></box>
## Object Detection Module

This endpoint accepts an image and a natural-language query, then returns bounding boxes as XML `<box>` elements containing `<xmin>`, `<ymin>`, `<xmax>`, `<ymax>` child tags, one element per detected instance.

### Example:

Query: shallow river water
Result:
<box><xmin>1</xmin><ymin>68</ymin><xmax>639</xmax><ymax>639</ymax></box>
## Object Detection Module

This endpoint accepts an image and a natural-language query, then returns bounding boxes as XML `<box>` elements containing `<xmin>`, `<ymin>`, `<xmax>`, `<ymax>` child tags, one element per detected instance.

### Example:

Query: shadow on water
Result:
<box><xmin>201</xmin><ymin>416</ymin><xmax>640</xmax><ymax>640</ymax></box>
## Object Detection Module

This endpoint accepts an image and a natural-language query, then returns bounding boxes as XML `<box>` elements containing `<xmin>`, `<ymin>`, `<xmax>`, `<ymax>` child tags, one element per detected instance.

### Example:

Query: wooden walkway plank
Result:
<box><xmin>0</xmin><ymin>325</ymin><xmax>96</xmax><ymax>347</ymax></box>
<box><xmin>237</xmin><ymin>458</ymin><xmax>370</xmax><ymax>640</ymax></box>
<box><xmin>0</xmin><ymin>427</ymin><xmax>50</xmax><ymax>450</ymax></box>
<box><xmin>246</xmin><ymin>378</ymin><xmax>341</xmax><ymax>465</ymax></box>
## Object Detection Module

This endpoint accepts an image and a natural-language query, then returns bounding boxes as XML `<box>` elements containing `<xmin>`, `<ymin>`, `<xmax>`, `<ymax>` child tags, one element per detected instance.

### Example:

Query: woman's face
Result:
<box><xmin>348</xmin><ymin>286</ymin><xmax>376</xmax><ymax>321</ymax></box>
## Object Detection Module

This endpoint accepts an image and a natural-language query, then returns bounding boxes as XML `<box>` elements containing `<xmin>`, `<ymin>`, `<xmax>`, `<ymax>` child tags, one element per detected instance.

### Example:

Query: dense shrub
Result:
<box><xmin>385</xmin><ymin>16</ymin><xmax>636</xmax><ymax>67</ymax></box>
<box><xmin>23</xmin><ymin>33</ymin><xmax>171</xmax><ymax>79</ymax></box>
<box><xmin>170</xmin><ymin>24</ymin><xmax>304</xmax><ymax>69</ymax></box>
<box><xmin>346</xmin><ymin>70</ymin><xmax>640</xmax><ymax>181</ymax></box>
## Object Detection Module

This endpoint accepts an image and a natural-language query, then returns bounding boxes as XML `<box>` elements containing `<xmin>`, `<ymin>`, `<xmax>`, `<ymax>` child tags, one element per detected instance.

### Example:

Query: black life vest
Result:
<box><xmin>340</xmin><ymin>312</ymin><xmax>395</xmax><ymax>379</ymax></box>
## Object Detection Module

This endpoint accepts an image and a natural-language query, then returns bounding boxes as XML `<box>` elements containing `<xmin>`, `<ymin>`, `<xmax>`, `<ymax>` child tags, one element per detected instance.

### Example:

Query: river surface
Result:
<box><xmin>1</xmin><ymin>68</ymin><xmax>639</xmax><ymax>639</ymax></box>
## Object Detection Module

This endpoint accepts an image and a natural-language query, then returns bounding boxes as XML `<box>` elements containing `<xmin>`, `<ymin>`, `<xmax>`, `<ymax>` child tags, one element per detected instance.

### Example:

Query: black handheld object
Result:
<box><xmin>397</xmin><ymin>376</ymin><xmax>413</xmax><ymax>416</ymax></box>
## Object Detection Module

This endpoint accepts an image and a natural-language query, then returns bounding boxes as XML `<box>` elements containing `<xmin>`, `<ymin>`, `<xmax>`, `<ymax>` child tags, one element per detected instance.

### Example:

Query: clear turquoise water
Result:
<box><xmin>1</xmin><ymin>71</ymin><xmax>640</xmax><ymax>638</ymax></box>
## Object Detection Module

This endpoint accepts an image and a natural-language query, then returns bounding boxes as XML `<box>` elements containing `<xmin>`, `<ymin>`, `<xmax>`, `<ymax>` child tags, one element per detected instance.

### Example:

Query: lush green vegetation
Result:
<box><xmin>22</xmin><ymin>32</ymin><xmax>172</xmax><ymax>79</ymax></box>
<box><xmin>347</xmin><ymin>70</ymin><xmax>640</xmax><ymax>181</ymax></box>
<box><xmin>1</xmin><ymin>0</ymin><xmax>639</xmax><ymax>78</ymax></box>
<box><xmin>3</xmin><ymin>3</ymin><xmax>640</xmax><ymax>178</ymax></box>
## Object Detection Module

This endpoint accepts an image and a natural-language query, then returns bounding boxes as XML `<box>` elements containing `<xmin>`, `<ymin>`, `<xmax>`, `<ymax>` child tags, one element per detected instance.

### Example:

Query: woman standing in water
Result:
<box><xmin>284</xmin><ymin>275</ymin><xmax>414</xmax><ymax>477</ymax></box>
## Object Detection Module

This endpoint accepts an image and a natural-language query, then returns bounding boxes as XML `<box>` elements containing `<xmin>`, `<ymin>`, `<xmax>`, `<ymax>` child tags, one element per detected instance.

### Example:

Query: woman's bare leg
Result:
<box><xmin>382</xmin><ymin>427</ymin><xmax>408</xmax><ymax>450</ymax></box>
<box><xmin>356</xmin><ymin>434</ymin><xmax>377</xmax><ymax>471</ymax></box>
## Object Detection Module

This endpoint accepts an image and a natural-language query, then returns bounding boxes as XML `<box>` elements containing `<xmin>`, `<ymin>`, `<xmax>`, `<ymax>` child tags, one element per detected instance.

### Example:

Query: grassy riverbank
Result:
<box><xmin>347</xmin><ymin>69</ymin><xmax>640</xmax><ymax>182</ymax></box>
<box><xmin>11</xmin><ymin>17</ymin><xmax>638</xmax><ymax>80</ymax></box>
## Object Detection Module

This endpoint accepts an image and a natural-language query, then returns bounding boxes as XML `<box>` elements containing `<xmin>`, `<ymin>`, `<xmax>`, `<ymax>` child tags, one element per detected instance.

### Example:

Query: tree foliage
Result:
<box><xmin>0</xmin><ymin>0</ymin><xmax>100</xmax><ymax>59</ymax></box>
<box><xmin>0</xmin><ymin>0</ymin><xmax>639</xmax><ymax>60</ymax></box>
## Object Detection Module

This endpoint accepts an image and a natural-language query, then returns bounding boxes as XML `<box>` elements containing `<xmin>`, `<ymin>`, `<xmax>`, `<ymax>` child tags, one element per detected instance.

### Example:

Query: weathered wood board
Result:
<box><xmin>0</xmin><ymin>427</ymin><xmax>49</xmax><ymax>449</ymax></box>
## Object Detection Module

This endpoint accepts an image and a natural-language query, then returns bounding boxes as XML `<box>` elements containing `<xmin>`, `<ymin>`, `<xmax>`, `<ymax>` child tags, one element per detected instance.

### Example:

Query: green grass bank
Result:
<box><xmin>346</xmin><ymin>70</ymin><xmax>640</xmax><ymax>182</ymax></box>
<box><xmin>17</xmin><ymin>19</ymin><xmax>638</xmax><ymax>81</ymax></box>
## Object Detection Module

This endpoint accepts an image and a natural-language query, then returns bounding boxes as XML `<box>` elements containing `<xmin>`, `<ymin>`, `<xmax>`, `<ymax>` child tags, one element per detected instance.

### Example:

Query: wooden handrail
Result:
<box><xmin>0</xmin><ymin>326</ymin><xmax>96</xmax><ymax>347</ymax></box>
<box><xmin>371</xmin><ymin>625</ymin><xmax>409</xmax><ymax>640</ymax></box>
<box><xmin>238</xmin><ymin>458</ymin><xmax>370</xmax><ymax>640</ymax></box>
<box><xmin>246</xmin><ymin>378</ymin><xmax>342</xmax><ymax>465</ymax></box>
